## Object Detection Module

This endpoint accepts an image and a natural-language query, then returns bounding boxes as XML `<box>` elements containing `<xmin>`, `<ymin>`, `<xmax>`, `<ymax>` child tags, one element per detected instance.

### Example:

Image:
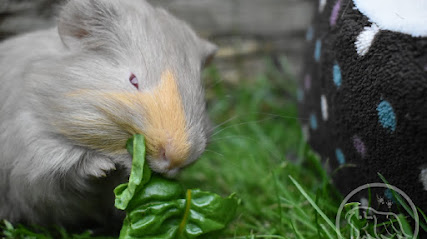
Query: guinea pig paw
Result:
<box><xmin>81</xmin><ymin>156</ymin><xmax>117</xmax><ymax>178</ymax></box>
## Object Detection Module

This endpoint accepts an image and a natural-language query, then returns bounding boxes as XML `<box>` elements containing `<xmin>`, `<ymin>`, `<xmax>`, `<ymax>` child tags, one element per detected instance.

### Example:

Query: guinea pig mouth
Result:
<box><xmin>145</xmin><ymin>154</ymin><xmax>181</xmax><ymax>178</ymax></box>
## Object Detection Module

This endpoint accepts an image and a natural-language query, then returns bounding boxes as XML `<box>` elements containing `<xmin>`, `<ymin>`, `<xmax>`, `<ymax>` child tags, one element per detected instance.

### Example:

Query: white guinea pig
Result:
<box><xmin>0</xmin><ymin>0</ymin><xmax>216</xmax><ymax>232</ymax></box>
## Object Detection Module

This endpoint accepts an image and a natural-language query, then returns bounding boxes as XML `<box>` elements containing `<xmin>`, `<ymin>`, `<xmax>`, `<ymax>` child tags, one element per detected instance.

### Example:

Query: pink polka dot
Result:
<box><xmin>304</xmin><ymin>74</ymin><xmax>311</xmax><ymax>90</ymax></box>
<box><xmin>353</xmin><ymin>136</ymin><xmax>366</xmax><ymax>158</ymax></box>
<box><xmin>330</xmin><ymin>0</ymin><xmax>342</xmax><ymax>27</ymax></box>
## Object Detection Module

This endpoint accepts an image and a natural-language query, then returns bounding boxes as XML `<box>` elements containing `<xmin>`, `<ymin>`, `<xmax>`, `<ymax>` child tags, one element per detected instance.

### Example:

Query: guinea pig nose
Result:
<box><xmin>159</xmin><ymin>148</ymin><xmax>168</xmax><ymax>162</ymax></box>
<box><xmin>158</xmin><ymin>146</ymin><xmax>182</xmax><ymax>170</ymax></box>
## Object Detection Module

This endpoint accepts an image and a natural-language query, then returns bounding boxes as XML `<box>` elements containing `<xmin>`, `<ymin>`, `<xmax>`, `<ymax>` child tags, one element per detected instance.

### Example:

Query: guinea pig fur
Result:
<box><xmin>0</xmin><ymin>0</ymin><xmax>216</xmax><ymax>231</ymax></box>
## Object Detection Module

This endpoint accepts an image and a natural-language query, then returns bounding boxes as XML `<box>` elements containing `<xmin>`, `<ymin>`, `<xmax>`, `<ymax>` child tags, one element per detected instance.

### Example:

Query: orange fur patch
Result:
<box><xmin>139</xmin><ymin>70</ymin><xmax>190</xmax><ymax>167</ymax></box>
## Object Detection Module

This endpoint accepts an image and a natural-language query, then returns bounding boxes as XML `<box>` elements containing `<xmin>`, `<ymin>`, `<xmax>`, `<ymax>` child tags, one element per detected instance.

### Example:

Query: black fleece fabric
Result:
<box><xmin>300</xmin><ymin>0</ymin><xmax>427</xmax><ymax>222</ymax></box>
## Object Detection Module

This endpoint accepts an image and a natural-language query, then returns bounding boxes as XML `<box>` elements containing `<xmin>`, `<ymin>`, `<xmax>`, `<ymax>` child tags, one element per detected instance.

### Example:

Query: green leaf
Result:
<box><xmin>115</xmin><ymin>135</ymin><xmax>238</xmax><ymax>239</ymax></box>
<box><xmin>177</xmin><ymin>189</ymin><xmax>238</xmax><ymax>238</ymax></box>
<box><xmin>115</xmin><ymin>135</ymin><xmax>151</xmax><ymax>210</ymax></box>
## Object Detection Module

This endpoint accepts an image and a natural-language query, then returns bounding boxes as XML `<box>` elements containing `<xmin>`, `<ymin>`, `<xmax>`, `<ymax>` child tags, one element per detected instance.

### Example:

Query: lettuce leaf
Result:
<box><xmin>114</xmin><ymin>135</ymin><xmax>238</xmax><ymax>239</ymax></box>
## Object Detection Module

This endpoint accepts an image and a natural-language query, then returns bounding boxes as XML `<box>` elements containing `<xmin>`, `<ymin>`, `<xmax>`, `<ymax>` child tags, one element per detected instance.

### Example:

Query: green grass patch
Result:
<box><xmin>179</xmin><ymin>60</ymin><xmax>343</xmax><ymax>238</ymax></box>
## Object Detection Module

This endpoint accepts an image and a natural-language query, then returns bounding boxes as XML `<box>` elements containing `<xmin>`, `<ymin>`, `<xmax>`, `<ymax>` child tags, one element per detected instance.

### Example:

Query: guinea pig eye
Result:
<box><xmin>129</xmin><ymin>73</ymin><xmax>139</xmax><ymax>89</ymax></box>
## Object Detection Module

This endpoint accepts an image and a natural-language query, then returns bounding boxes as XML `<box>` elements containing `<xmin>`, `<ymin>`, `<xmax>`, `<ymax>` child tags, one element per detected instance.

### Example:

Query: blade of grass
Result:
<box><xmin>418</xmin><ymin>207</ymin><xmax>427</xmax><ymax>225</ymax></box>
<box><xmin>272</xmin><ymin>171</ymin><xmax>283</xmax><ymax>226</ymax></box>
<box><xmin>289</xmin><ymin>176</ymin><xmax>342</xmax><ymax>238</ymax></box>
<box><xmin>319</xmin><ymin>224</ymin><xmax>334</xmax><ymax>239</ymax></box>
<box><xmin>314</xmin><ymin>190</ymin><xmax>322</xmax><ymax>239</ymax></box>
<box><xmin>290</xmin><ymin>220</ymin><xmax>305</xmax><ymax>239</ymax></box>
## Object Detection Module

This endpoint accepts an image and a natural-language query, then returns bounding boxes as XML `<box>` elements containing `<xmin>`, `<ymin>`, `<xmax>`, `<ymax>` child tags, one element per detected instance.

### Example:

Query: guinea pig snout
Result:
<box><xmin>158</xmin><ymin>145</ymin><xmax>180</xmax><ymax>168</ymax></box>
<box><xmin>159</xmin><ymin>145</ymin><xmax>182</xmax><ymax>168</ymax></box>
<box><xmin>133</xmin><ymin>70</ymin><xmax>193</xmax><ymax>174</ymax></box>
<box><xmin>144</xmin><ymin>134</ymin><xmax>190</xmax><ymax>175</ymax></box>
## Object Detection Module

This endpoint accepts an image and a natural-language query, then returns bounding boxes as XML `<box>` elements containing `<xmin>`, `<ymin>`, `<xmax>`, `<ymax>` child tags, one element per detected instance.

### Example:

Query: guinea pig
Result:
<box><xmin>0</xmin><ymin>0</ymin><xmax>216</xmax><ymax>232</ymax></box>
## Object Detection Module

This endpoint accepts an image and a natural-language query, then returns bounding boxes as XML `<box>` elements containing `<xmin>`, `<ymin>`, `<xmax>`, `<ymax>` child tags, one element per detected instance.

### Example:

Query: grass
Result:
<box><xmin>179</xmin><ymin>59</ymin><xmax>344</xmax><ymax>238</ymax></box>
<box><xmin>2</xmin><ymin>58</ymin><xmax>425</xmax><ymax>238</ymax></box>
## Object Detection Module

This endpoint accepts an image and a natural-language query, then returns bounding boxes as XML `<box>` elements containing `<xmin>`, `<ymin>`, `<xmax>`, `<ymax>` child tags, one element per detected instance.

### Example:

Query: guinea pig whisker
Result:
<box><xmin>209</xmin><ymin>111</ymin><xmax>309</xmax><ymax>138</ymax></box>
<box><xmin>204</xmin><ymin>149</ymin><xmax>225</xmax><ymax>158</ymax></box>
<box><xmin>208</xmin><ymin>115</ymin><xmax>238</xmax><ymax>134</ymax></box>
<box><xmin>205</xmin><ymin>78</ymin><xmax>226</xmax><ymax>90</ymax></box>
<box><xmin>255</xmin><ymin>112</ymin><xmax>309</xmax><ymax>121</ymax></box>
<box><xmin>210</xmin><ymin>117</ymin><xmax>274</xmax><ymax>137</ymax></box>
<box><xmin>208</xmin><ymin>135</ymin><xmax>258</xmax><ymax>144</ymax></box>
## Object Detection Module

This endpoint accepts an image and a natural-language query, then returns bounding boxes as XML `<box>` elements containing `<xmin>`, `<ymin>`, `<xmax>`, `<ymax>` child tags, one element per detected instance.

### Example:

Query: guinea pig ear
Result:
<box><xmin>200</xmin><ymin>39</ymin><xmax>218</xmax><ymax>68</ymax></box>
<box><xmin>57</xmin><ymin>0</ymin><xmax>118</xmax><ymax>49</ymax></box>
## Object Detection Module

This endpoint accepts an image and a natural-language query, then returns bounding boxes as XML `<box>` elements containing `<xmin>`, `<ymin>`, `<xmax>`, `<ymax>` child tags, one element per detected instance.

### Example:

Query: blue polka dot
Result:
<box><xmin>306</xmin><ymin>26</ymin><xmax>314</xmax><ymax>41</ymax></box>
<box><xmin>314</xmin><ymin>39</ymin><xmax>322</xmax><ymax>62</ymax></box>
<box><xmin>384</xmin><ymin>189</ymin><xmax>393</xmax><ymax>200</ymax></box>
<box><xmin>335</xmin><ymin>148</ymin><xmax>345</xmax><ymax>165</ymax></box>
<box><xmin>384</xmin><ymin>189</ymin><xmax>398</xmax><ymax>204</ymax></box>
<box><xmin>333</xmin><ymin>63</ymin><xmax>342</xmax><ymax>87</ymax></box>
<box><xmin>310</xmin><ymin>114</ymin><xmax>318</xmax><ymax>130</ymax></box>
<box><xmin>297</xmin><ymin>89</ymin><xmax>304</xmax><ymax>102</ymax></box>
<box><xmin>377</xmin><ymin>100</ymin><xmax>396</xmax><ymax>132</ymax></box>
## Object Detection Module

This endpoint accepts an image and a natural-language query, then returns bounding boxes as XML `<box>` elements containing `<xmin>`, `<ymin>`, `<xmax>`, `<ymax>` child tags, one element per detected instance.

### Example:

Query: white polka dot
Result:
<box><xmin>354</xmin><ymin>0</ymin><xmax>427</xmax><ymax>37</ymax></box>
<box><xmin>355</xmin><ymin>24</ymin><xmax>380</xmax><ymax>56</ymax></box>
<box><xmin>319</xmin><ymin>0</ymin><xmax>327</xmax><ymax>13</ymax></box>
<box><xmin>420</xmin><ymin>168</ymin><xmax>427</xmax><ymax>191</ymax></box>
<box><xmin>321</xmin><ymin>95</ymin><xmax>328</xmax><ymax>120</ymax></box>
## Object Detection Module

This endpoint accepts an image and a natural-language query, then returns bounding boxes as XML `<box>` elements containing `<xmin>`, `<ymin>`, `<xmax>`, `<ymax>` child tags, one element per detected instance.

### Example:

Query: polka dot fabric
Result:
<box><xmin>299</xmin><ymin>0</ymin><xmax>427</xmax><ymax>220</ymax></box>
